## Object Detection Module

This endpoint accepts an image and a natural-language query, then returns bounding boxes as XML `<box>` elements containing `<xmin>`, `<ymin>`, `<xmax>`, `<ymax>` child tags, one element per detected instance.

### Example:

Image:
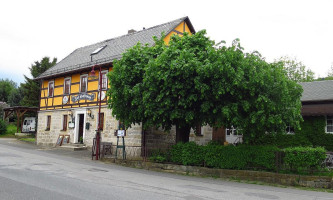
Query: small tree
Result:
<box><xmin>274</xmin><ymin>56</ymin><xmax>315</xmax><ymax>82</ymax></box>
<box><xmin>0</xmin><ymin>79</ymin><xmax>17</xmax><ymax>103</ymax></box>
<box><xmin>20</xmin><ymin>57</ymin><xmax>57</xmax><ymax>107</ymax></box>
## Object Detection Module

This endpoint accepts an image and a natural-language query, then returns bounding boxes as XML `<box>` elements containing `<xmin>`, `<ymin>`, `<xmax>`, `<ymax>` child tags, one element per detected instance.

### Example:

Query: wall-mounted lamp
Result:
<box><xmin>68</xmin><ymin>110</ymin><xmax>74</xmax><ymax>121</ymax></box>
<box><xmin>87</xmin><ymin>109</ymin><xmax>94</xmax><ymax>119</ymax></box>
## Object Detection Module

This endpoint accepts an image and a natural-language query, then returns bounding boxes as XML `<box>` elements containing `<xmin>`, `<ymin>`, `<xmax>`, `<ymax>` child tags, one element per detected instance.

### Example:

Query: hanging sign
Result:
<box><xmin>63</xmin><ymin>96</ymin><xmax>69</xmax><ymax>104</ymax></box>
<box><xmin>71</xmin><ymin>93</ymin><xmax>95</xmax><ymax>102</ymax></box>
<box><xmin>98</xmin><ymin>91</ymin><xmax>106</xmax><ymax>101</ymax></box>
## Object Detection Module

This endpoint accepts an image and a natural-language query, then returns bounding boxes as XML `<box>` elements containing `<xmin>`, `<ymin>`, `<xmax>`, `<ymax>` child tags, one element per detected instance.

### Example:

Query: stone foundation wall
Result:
<box><xmin>37</xmin><ymin>107</ymin><xmax>143</xmax><ymax>148</ymax></box>
<box><xmin>111</xmin><ymin>160</ymin><xmax>333</xmax><ymax>189</ymax></box>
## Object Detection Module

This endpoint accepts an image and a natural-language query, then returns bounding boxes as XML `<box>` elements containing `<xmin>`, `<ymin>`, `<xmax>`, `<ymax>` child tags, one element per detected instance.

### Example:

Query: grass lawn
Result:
<box><xmin>19</xmin><ymin>137</ymin><xmax>36</xmax><ymax>142</ymax></box>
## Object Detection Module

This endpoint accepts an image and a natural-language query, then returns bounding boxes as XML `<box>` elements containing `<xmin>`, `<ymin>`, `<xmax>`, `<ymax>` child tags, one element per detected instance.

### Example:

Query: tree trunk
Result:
<box><xmin>175</xmin><ymin>124</ymin><xmax>191</xmax><ymax>143</ymax></box>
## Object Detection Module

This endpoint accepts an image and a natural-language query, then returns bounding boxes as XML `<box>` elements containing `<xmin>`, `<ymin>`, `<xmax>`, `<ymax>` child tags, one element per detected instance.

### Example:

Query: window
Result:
<box><xmin>62</xmin><ymin>115</ymin><xmax>68</xmax><ymax>131</ymax></box>
<box><xmin>80</xmin><ymin>75</ymin><xmax>88</xmax><ymax>93</ymax></box>
<box><xmin>46</xmin><ymin>116</ymin><xmax>51</xmax><ymax>131</ymax></box>
<box><xmin>91</xmin><ymin>45</ymin><xmax>107</xmax><ymax>55</ymax></box>
<box><xmin>286</xmin><ymin>125</ymin><xmax>294</xmax><ymax>134</ymax></box>
<box><xmin>48</xmin><ymin>81</ymin><xmax>54</xmax><ymax>97</ymax></box>
<box><xmin>195</xmin><ymin>125</ymin><xmax>203</xmax><ymax>136</ymax></box>
<box><xmin>64</xmin><ymin>78</ymin><xmax>71</xmax><ymax>94</ymax></box>
<box><xmin>226</xmin><ymin>126</ymin><xmax>241</xmax><ymax>135</ymax></box>
<box><xmin>98</xmin><ymin>113</ymin><xmax>104</xmax><ymax>131</ymax></box>
<box><xmin>100</xmin><ymin>71</ymin><xmax>108</xmax><ymax>90</ymax></box>
<box><xmin>326</xmin><ymin>116</ymin><xmax>333</xmax><ymax>133</ymax></box>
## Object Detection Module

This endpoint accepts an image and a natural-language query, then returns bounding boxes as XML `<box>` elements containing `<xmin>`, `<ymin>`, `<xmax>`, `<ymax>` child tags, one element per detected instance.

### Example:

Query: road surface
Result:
<box><xmin>0</xmin><ymin>138</ymin><xmax>332</xmax><ymax>200</ymax></box>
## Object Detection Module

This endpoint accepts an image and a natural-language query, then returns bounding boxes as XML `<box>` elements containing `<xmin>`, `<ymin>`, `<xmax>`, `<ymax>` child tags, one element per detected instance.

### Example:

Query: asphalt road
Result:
<box><xmin>0</xmin><ymin>138</ymin><xmax>332</xmax><ymax>200</ymax></box>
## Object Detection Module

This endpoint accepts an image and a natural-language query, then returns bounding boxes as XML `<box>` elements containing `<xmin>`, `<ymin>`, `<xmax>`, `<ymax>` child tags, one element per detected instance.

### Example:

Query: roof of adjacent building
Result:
<box><xmin>37</xmin><ymin>16</ymin><xmax>195</xmax><ymax>80</ymax></box>
<box><xmin>300</xmin><ymin>80</ymin><xmax>333</xmax><ymax>102</ymax></box>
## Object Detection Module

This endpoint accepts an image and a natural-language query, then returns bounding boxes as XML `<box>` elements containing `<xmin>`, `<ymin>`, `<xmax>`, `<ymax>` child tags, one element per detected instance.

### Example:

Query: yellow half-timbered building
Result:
<box><xmin>36</xmin><ymin>17</ymin><xmax>196</xmax><ymax>151</ymax></box>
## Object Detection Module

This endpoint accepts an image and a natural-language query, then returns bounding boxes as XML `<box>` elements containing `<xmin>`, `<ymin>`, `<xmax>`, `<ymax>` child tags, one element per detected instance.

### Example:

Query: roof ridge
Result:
<box><xmin>77</xmin><ymin>16</ymin><xmax>188</xmax><ymax>50</ymax></box>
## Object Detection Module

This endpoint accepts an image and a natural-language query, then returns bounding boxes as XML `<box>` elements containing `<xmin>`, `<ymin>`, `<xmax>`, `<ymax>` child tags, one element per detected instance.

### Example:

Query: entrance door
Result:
<box><xmin>78</xmin><ymin>114</ymin><xmax>84</xmax><ymax>143</ymax></box>
<box><xmin>212</xmin><ymin>127</ymin><xmax>225</xmax><ymax>144</ymax></box>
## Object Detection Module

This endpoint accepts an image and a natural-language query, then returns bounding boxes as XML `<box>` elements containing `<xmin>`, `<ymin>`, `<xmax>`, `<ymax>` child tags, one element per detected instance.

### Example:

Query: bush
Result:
<box><xmin>0</xmin><ymin>120</ymin><xmax>7</xmax><ymax>135</ymax></box>
<box><xmin>204</xmin><ymin>144</ymin><xmax>279</xmax><ymax>170</ymax></box>
<box><xmin>149</xmin><ymin>149</ymin><xmax>168</xmax><ymax>163</ymax></box>
<box><xmin>170</xmin><ymin>142</ymin><xmax>204</xmax><ymax>166</ymax></box>
<box><xmin>283</xmin><ymin>146</ymin><xmax>326</xmax><ymax>173</ymax></box>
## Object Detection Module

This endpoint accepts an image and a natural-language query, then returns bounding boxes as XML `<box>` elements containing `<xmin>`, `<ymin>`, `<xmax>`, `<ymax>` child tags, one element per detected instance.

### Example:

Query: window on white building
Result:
<box><xmin>326</xmin><ymin>116</ymin><xmax>333</xmax><ymax>133</ymax></box>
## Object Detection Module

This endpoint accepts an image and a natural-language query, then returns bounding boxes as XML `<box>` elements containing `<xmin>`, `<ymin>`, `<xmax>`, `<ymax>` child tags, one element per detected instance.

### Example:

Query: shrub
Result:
<box><xmin>170</xmin><ymin>142</ymin><xmax>204</xmax><ymax>166</ymax></box>
<box><xmin>149</xmin><ymin>149</ymin><xmax>168</xmax><ymax>163</ymax></box>
<box><xmin>243</xmin><ymin>145</ymin><xmax>280</xmax><ymax>170</ymax></box>
<box><xmin>0</xmin><ymin>120</ymin><xmax>7</xmax><ymax>135</ymax></box>
<box><xmin>283</xmin><ymin>146</ymin><xmax>326</xmax><ymax>173</ymax></box>
<box><xmin>204</xmin><ymin>144</ymin><xmax>279</xmax><ymax>170</ymax></box>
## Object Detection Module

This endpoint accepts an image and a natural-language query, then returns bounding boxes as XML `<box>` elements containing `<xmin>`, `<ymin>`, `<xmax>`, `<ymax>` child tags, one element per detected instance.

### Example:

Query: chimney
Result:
<box><xmin>128</xmin><ymin>29</ymin><xmax>136</xmax><ymax>34</ymax></box>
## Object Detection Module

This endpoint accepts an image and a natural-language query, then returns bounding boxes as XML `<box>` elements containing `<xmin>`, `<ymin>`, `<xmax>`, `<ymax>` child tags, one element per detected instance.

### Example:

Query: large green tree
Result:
<box><xmin>108</xmin><ymin>31</ymin><xmax>303</xmax><ymax>143</ymax></box>
<box><xmin>20</xmin><ymin>57</ymin><xmax>57</xmax><ymax>107</ymax></box>
<box><xmin>274</xmin><ymin>56</ymin><xmax>315</xmax><ymax>82</ymax></box>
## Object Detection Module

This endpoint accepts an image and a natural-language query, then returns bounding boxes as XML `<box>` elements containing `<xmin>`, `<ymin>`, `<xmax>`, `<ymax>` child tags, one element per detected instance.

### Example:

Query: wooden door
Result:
<box><xmin>212</xmin><ymin>127</ymin><xmax>225</xmax><ymax>144</ymax></box>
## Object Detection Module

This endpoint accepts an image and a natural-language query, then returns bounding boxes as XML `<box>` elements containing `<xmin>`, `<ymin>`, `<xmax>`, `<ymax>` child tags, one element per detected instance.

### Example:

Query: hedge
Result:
<box><xmin>149</xmin><ymin>142</ymin><xmax>328</xmax><ymax>173</ymax></box>
<box><xmin>283</xmin><ymin>146</ymin><xmax>327</xmax><ymax>173</ymax></box>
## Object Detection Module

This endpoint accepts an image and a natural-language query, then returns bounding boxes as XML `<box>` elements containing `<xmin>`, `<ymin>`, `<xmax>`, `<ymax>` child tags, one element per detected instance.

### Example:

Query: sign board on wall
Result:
<box><xmin>117</xmin><ymin>130</ymin><xmax>126</xmax><ymax>137</ymax></box>
<box><xmin>71</xmin><ymin>93</ymin><xmax>95</xmax><ymax>102</ymax></box>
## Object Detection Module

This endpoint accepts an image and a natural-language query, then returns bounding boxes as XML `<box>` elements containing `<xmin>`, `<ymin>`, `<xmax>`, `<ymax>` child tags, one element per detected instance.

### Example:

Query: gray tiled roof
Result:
<box><xmin>37</xmin><ymin>17</ymin><xmax>194</xmax><ymax>79</ymax></box>
<box><xmin>300</xmin><ymin>80</ymin><xmax>333</xmax><ymax>102</ymax></box>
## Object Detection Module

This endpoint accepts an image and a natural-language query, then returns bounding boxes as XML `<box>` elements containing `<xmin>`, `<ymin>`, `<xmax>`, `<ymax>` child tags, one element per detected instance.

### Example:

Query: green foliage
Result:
<box><xmin>274</xmin><ymin>56</ymin><xmax>315</xmax><ymax>82</ymax></box>
<box><xmin>170</xmin><ymin>142</ymin><xmax>278</xmax><ymax>170</ymax></box>
<box><xmin>8</xmin><ymin>86</ymin><xmax>24</xmax><ymax>106</ymax></box>
<box><xmin>108</xmin><ymin>30</ymin><xmax>303</xmax><ymax>143</ymax></box>
<box><xmin>149</xmin><ymin>149</ymin><xmax>168</xmax><ymax>163</ymax></box>
<box><xmin>283</xmin><ymin>147</ymin><xmax>326</xmax><ymax>172</ymax></box>
<box><xmin>204</xmin><ymin>144</ymin><xmax>279</xmax><ymax>170</ymax></box>
<box><xmin>0</xmin><ymin>120</ymin><xmax>7</xmax><ymax>135</ymax></box>
<box><xmin>170</xmin><ymin>142</ymin><xmax>205</xmax><ymax>166</ymax></box>
<box><xmin>108</xmin><ymin>37</ymin><xmax>165</xmax><ymax>128</ymax></box>
<box><xmin>143</xmin><ymin>31</ymin><xmax>216</xmax><ymax>133</ymax></box>
<box><xmin>253</xmin><ymin>116</ymin><xmax>333</xmax><ymax>151</ymax></box>
<box><xmin>0</xmin><ymin>79</ymin><xmax>17</xmax><ymax>103</ymax></box>
<box><xmin>21</xmin><ymin>57</ymin><xmax>57</xmax><ymax>107</ymax></box>
<box><xmin>6</xmin><ymin>124</ymin><xmax>16</xmax><ymax>135</ymax></box>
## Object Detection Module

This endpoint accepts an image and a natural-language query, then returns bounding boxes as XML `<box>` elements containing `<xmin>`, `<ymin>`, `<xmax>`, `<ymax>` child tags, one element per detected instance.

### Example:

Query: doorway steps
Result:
<box><xmin>58</xmin><ymin>143</ymin><xmax>87</xmax><ymax>151</ymax></box>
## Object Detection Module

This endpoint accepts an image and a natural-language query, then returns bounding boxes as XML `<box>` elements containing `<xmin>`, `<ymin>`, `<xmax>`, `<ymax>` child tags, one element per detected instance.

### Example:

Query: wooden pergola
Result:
<box><xmin>3</xmin><ymin>106</ymin><xmax>38</xmax><ymax>133</ymax></box>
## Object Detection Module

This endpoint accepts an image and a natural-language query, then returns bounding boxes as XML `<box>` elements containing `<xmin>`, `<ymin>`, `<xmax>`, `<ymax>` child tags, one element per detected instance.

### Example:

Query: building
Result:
<box><xmin>300</xmin><ymin>80</ymin><xmax>333</xmax><ymax>133</ymax></box>
<box><xmin>35</xmin><ymin>17</ymin><xmax>195</xmax><ymax>155</ymax></box>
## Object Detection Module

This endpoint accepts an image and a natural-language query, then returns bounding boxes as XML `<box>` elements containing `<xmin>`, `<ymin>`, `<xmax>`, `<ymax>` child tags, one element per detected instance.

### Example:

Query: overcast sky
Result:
<box><xmin>1</xmin><ymin>0</ymin><xmax>332</xmax><ymax>84</ymax></box>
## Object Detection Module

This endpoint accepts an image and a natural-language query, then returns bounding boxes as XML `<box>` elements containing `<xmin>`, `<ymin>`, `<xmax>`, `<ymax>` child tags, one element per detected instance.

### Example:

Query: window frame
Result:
<box><xmin>195</xmin><ymin>125</ymin><xmax>203</xmax><ymax>136</ymax></box>
<box><xmin>326</xmin><ymin>115</ymin><xmax>333</xmax><ymax>133</ymax></box>
<box><xmin>99</xmin><ymin>70</ymin><xmax>108</xmax><ymax>90</ymax></box>
<box><xmin>63</xmin><ymin>77</ymin><xmax>71</xmax><ymax>95</ymax></box>
<box><xmin>286</xmin><ymin>125</ymin><xmax>295</xmax><ymax>135</ymax></box>
<box><xmin>80</xmin><ymin>74</ymin><xmax>88</xmax><ymax>93</ymax></box>
<box><xmin>46</xmin><ymin>115</ymin><xmax>51</xmax><ymax>131</ymax></box>
<box><xmin>62</xmin><ymin>115</ymin><xmax>68</xmax><ymax>131</ymax></box>
<box><xmin>48</xmin><ymin>80</ymin><xmax>54</xmax><ymax>97</ymax></box>
<box><xmin>98</xmin><ymin>112</ymin><xmax>104</xmax><ymax>131</ymax></box>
